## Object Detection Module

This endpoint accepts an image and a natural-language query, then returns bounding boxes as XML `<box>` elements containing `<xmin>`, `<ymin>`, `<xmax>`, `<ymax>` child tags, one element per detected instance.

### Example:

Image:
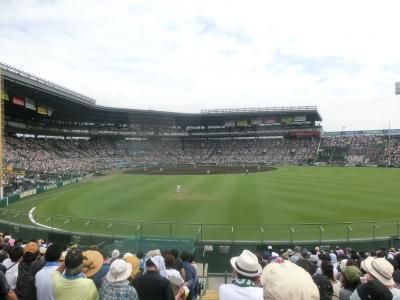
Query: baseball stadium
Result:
<box><xmin>1</xmin><ymin>61</ymin><xmax>400</xmax><ymax>286</ymax></box>
<box><xmin>1</xmin><ymin>61</ymin><xmax>400</xmax><ymax>249</ymax></box>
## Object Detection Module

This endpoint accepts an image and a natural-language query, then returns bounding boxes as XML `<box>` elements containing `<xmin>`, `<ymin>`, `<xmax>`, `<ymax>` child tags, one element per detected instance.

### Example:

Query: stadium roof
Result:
<box><xmin>1</xmin><ymin>62</ymin><xmax>322</xmax><ymax>126</ymax></box>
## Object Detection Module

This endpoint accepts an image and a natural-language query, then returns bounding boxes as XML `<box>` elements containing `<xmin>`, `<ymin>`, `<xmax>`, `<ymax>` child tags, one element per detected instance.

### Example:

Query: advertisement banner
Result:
<box><xmin>25</xmin><ymin>98</ymin><xmax>36</xmax><ymax>110</ymax></box>
<box><xmin>225</xmin><ymin>120</ymin><xmax>235</xmax><ymax>127</ymax></box>
<box><xmin>281</xmin><ymin>116</ymin><xmax>294</xmax><ymax>124</ymax></box>
<box><xmin>20</xmin><ymin>189</ymin><xmax>37</xmax><ymax>199</ymax></box>
<box><xmin>12</xmin><ymin>96</ymin><xmax>25</xmax><ymax>106</ymax></box>
<box><xmin>1</xmin><ymin>90</ymin><xmax>9</xmax><ymax>101</ymax></box>
<box><xmin>251</xmin><ymin>118</ymin><xmax>262</xmax><ymax>125</ymax></box>
<box><xmin>37</xmin><ymin>105</ymin><xmax>48</xmax><ymax>115</ymax></box>
<box><xmin>263</xmin><ymin>117</ymin><xmax>276</xmax><ymax>124</ymax></box>
<box><xmin>294</xmin><ymin>115</ymin><xmax>306</xmax><ymax>122</ymax></box>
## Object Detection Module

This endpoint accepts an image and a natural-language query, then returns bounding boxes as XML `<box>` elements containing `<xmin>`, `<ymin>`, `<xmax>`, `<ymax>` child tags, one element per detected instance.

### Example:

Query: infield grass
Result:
<box><xmin>4</xmin><ymin>167</ymin><xmax>400</xmax><ymax>241</ymax></box>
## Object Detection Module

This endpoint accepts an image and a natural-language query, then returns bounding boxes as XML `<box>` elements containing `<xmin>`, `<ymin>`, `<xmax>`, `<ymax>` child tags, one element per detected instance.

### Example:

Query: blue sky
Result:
<box><xmin>1</xmin><ymin>0</ymin><xmax>400</xmax><ymax>130</ymax></box>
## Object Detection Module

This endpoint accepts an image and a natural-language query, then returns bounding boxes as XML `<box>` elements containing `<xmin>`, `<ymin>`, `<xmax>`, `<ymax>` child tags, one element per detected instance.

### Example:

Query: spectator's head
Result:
<box><xmin>45</xmin><ymin>243</ymin><xmax>63</xmax><ymax>262</ymax></box>
<box><xmin>8</xmin><ymin>245</ymin><xmax>23</xmax><ymax>263</ymax></box>
<box><xmin>313</xmin><ymin>274</ymin><xmax>333</xmax><ymax>300</ymax></box>
<box><xmin>23</xmin><ymin>242</ymin><xmax>39</xmax><ymax>262</ymax></box>
<box><xmin>0</xmin><ymin>250</ymin><xmax>8</xmax><ymax>263</ymax></box>
<box><xmin>82</xmin><ymin>250</ymin><xmax>104</xmax><ymax>278</ymax></box>
<box><xmin>321</xmin><ymin>261</ymin><xmax>335</xmax><ymax>281</ymax></box>
<box><xmin>170</xmin><ymin>249</ymin><xmax>179</xmax><ymax>259</ymax></box>
<box><xmin>361</xmin><ymin>257</ymin><xmax>395</xmax><ymax>287</ymax></box>
<box><xmin>111</xmin><ymin>249</ymin><xmax>121</xmax><ymax>260</ymax></box>
<box><xmin>164</xmin><ymin>253</ymin><xmax>176</xmax><ymax>269</ymax></box>
<box><xmin>180</xmin><ymin>251</ymin><xmax>191</xmax><ymax>262</ymax></box>
<box><xmin>296</xmin><ymin>258</ymin><xmax>315</xmax><ymax>276</ymax></box>
<box><xmin>65</xmin><ymin>249</ymin><xmax>84</xmax><ymax>276</ymax></box>
<box><xmin>261</xmin><ymin>261</ymin><xmax>319</xmax><ymax>300</ymax></box>
<box><xmin>145</xmin><ymin>255</ymin><xmax>167</xmax><ymax>277</ymax></box>
<box><xmin>136</xmin><ymin>251</ymin><xmax>144</xmax><ymax>259</ymax></box>
<box><xmin>106</xmin><ymin>259</ymin><xmax>132</xmax><ymax>283</ymax></box>
<box><xmin>342</xmin><ymin>266</ymin><xmax>362</xmax><ymax>290</ymax></box>
<box><xmin>230</xmin><ymin>250</ymin><xmax>262</xmax><ymax>281</ymax></box>
<box><xmin>355</xmin><ymin>280</ymin><xmax>392</xmax><ymax>300</ymax></box>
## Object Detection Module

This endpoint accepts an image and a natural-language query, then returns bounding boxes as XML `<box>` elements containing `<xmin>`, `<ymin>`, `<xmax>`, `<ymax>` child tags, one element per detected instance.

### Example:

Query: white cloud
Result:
<box><xmin>0</xmin><ymin>0</ymin><xmax>400</xmax><ymax>130</ymax></box>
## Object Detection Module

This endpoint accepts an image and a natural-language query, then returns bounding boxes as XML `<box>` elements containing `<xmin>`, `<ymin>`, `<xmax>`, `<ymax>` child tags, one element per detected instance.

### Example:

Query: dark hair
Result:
<box><xmin>180</xmin><ymin>251</ymin><xmax>191</xmax><ymax>262</ymax></box>
<box><xmin>45</xmin><ymin>244</ymin><xmax>63</xmax><ymax>262</ymax></box>
<box><xmin>136</xmin><ymin>251</ymin><xmax>144</xmax><ymax>259</ymax></box>
<box><xmin>9</xmin><ymin>246</ymin><xmax>23</xmax><ymax>262</ymax></box>
<box><xmin>23</xmin><ymin>251</ymin><xmax>38</xmax><ymax>263</ymax></box>
<box><xmin>321</xmin><ymin>261</ymin><xmax>335</xmax><ymax>282</ymax></box>
<box><xmin>170</xmin><ymin>249</ymin><xmax>179</xmax><ymax>259</ymax></box>
<box><xmin>0</xmin><ymin>250</ymin><xmax>8</xmax><ymax>263</ymax></box>
<box><xmin>164</xmin><ymin>254</ymin><xmax>176</xmax><ymax>269</ymax></box>
<box><xmin>296</xmin><ymin>259</ymin><xmax>315</xmax><ymax>276</ymax></box>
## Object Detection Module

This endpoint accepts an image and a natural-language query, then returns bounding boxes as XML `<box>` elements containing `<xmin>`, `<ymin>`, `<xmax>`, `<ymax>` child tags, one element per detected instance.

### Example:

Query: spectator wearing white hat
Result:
<box><xmin>99</xmin><ymin>259</ymin><xmax>139</xmax><ymax>300</ymax></box>
<box><xmin>351</xmin><ymin>257</ymin><xmax>400</xmax><ymax>300</ymax></box>
<box><xmin>261</xmin><ymin>260</ymin><xmax>320</xmax><ymax>300</ymax></box>
<box><xmin>219</xmin><ymin>249</ymin><xmax>263</xmax><ymax>300</ymax></box>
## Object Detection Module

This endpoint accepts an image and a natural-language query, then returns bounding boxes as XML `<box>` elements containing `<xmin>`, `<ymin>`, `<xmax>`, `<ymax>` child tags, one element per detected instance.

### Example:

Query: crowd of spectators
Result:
<box><xmin>319</xmin><ymin>135</ymin><xmax>400</xmax><ymax>166</ymax></box>
<box><xmin>4</xmin><ymin>134</ymin><xmax>400</xmax><ymax>196</ymax></box>
<box><xmin>0</xmin><ymin>232</ymin><xmax>202</xmax><ymax>300</ymax></box>
<box><xmin>0</xmin><ymin>232</ymin><xmax>399</xmax><ymax>300</ymax></box>
<box><xmin>220</xmin><ymin>244</ymin><xmax>400</xmax><ymax>300</ymax></box>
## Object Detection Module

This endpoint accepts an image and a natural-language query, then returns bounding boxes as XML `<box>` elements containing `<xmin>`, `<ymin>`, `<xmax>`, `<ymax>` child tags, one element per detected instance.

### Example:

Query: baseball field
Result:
<box><xmin>3</xmin><ymin>166</ymin><xmax>400</xmax><ymax>241</ymax></box>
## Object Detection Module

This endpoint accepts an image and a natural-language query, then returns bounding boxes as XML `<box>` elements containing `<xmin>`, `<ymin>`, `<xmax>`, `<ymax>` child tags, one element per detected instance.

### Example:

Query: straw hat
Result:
<box><xmin>82</xmin><ymin>250</ymin><xmax>104</xmax><ymax>278</ymax></box>
<box><xmin>230</xmin><ymin>250</ymin><xmax>262</xmax><ymax>278</ymax></box>
<box><xmin>106</xmin><ymin>259</ymin><xmax>132</xmax><ymax>283</ymax></box>
<box><xmin>124</xmin><ymin>255</ymin><xmax>140</xmax><ymax>278</ymax></box>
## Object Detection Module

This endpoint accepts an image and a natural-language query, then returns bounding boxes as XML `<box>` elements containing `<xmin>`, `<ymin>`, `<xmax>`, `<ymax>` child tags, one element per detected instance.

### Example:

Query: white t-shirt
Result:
<box><xmin>219</xmin><ymin>284</ymin><xmax>263</xmax><ymax>300</ymax></box>
<box><xmin>2</xmin><ymin>258</ymin><xmax>19</xmax><ymax>289</ymax></box>
<box><xmin>35</xmin><ymin>263</ymin><xmax>59</xmax><ymax>300</ymax></box>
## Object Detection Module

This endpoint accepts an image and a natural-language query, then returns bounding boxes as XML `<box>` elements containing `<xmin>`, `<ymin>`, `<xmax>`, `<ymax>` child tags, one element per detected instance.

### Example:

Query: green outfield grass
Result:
<box><xmin>3</xmin><ymin>166</ymin><xmax>400</xmax><ymax>241</ymax></box>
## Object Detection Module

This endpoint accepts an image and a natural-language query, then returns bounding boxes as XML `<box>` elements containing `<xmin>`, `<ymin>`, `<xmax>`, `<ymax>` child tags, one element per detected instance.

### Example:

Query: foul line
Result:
<box><xmin>28</xmin><ymin>207</ymin><xmax>62</xmax><ymax>231</ymax></box>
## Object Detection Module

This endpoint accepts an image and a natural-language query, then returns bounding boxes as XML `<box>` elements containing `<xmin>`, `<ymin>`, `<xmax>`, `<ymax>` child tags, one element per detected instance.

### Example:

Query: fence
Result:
<box><xmin>0</xmin><ymin>208</ymin><xmax>399</xmax><ymax>243</ymax></box>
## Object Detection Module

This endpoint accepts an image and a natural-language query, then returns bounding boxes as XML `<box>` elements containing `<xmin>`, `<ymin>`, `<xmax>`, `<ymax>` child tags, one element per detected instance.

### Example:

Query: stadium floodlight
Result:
<box><xmin>396</xmin><ymin>82</ymin><xmax>400</xmax><ymax>95</ymax></box>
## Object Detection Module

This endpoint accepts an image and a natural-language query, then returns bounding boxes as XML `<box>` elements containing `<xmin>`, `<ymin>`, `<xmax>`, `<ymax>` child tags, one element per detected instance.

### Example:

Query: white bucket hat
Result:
<box><xmin>111</xmin><ymin>249</ymin><xmax>120</xmax><ymax>259</ymax></box>
<box><xmin>261</xmin><ymin>261</ymin><xmax>319</xmax><ymax>300</ymax></box>
<box><xmin>106</xmin><ymin>259</ymin><xmax>132</xmax><ymax>283</ymax></box>
<box><xmin>363</xmin><ymin>257</ymin><xmax>394</xmax><ymax>286</ymax></box>
<box><xmin>230</xmin><ymin>249</ymin><xmax>262</xmax><ymax>278</ymax></box>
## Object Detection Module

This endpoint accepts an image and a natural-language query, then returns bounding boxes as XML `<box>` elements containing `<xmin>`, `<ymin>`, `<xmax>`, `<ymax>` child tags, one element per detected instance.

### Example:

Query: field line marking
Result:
<box><xmin>28</xmin><ymin>207</ymin><xmax>62</xmax><ymax>231</ymax></box>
